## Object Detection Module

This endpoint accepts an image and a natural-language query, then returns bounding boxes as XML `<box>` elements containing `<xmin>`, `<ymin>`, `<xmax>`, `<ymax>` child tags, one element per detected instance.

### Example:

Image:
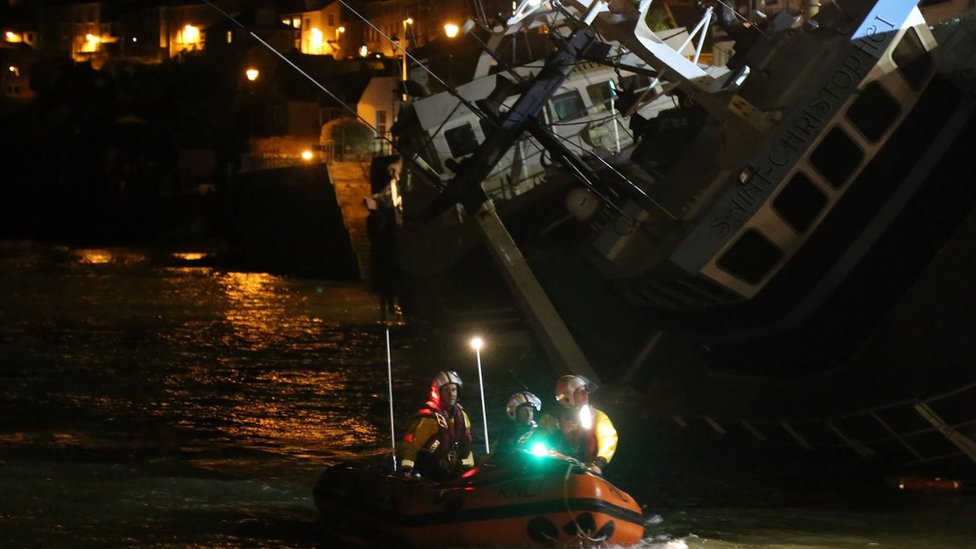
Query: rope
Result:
<box><xmin>560</xmin><ymin>458</ymin><xmax>609</xmax><ymax>544</ymax></box>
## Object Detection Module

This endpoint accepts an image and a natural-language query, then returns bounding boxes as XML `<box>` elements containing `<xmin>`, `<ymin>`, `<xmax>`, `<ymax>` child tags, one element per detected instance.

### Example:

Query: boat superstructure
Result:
<box><xmin>389</xmin><ymin>0</ymin><xmax>967</xmax><ymax>335</ymax></box>
<box><xmin>403</xmin><ymin>0</ymin><xmax>943</xmax><ymax>304</ymax></box>
<box><xmin>581</xmin><ymin>1</ymin><xmax>944</xmax><ymax>309</ymax></box>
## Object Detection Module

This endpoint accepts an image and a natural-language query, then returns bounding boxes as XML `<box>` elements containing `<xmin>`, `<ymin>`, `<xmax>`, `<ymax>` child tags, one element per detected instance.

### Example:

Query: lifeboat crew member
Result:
<box><xmin>491</xmin><ymin>391</ymin><xmax>543</xmax><ymax>459</ymax></box>
<box><xmin>398</xmin><ymin>370</ymin><xmax>475</xmax><ymax>480</ymax></box>
<box><xmin>541</xmin><ymin>375</ymin><xmax>618</xmax><ymax>475</ymax></box>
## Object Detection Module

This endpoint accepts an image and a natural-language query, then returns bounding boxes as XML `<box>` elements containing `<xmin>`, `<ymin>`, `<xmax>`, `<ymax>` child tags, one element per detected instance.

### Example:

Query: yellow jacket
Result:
<box><xmin>399</xmin><ymin>404</ymin><xmax>475</xmax><ymax>475</ymax></box>
<box><xmin>540</xmin><ymin>405</ymin><xmax>617</xmax><ymax>466</ymax></box>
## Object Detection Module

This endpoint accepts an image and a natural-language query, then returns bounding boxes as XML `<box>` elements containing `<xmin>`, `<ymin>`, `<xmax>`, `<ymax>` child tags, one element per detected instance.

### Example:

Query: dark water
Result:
<box><xmin>1</xmin><ymin>241</ymin><xmax>974</xmax><ymax>548</ymax></box>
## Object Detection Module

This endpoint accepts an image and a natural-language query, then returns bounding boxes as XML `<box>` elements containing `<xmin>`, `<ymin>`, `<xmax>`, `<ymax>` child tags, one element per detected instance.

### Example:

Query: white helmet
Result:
<box><xmin>555</xmin><ymin>375</ymin><xmax>596</xmax><ymax>407</ymax></box>
<box><xmin>505</xmin><ymin>391</ymin><xmax>542</xmax><ymax>420</ymax></box>
<box><xmin>429</xmin><ymin>370</ymin><xmax>463</xmax><ymax>405</ymax></box>
<box><xmin>431</xmin><ymin>370</ymin><xmax>463</xmax><ymax>391</ymax></box>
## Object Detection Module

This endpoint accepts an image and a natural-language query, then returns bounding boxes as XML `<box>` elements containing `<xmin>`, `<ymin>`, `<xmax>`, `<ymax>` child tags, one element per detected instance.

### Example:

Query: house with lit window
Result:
<box><xmin>33</xmin><ymin>1</ymin><xmax>118</xmax><ymax>68</ymax></box>
<box><xmin>157</xmin><ymin>3</ymin><xmax>223</xmax><ymax>59</ymax></box>
<box><xmin>0</xmin><ymin>44</ymin><xmax>33</xmax><ymax>100</ymax></box>
<box><xmin>1</xmin><ymin>2</ymin><xmax>37</xmax><ymax>100</ymax></box>
<box><xmin>30</xmin><ymin>1</ymin><xmax>231</xmax><ymax>66</ymax></box>
<box><xmin>2</xmin><ymin>25</ymin><xmax>37</xmax><ymax>49</ymax></box>
<box><xmin>279</xmin><ymin>0</ymin><xmax>347</xmax><ymax>58</ymax></box>
<box><xmin>359</xmin><ymin>0</ymin><xmax>512</xmax><ymax>57</ymax></box>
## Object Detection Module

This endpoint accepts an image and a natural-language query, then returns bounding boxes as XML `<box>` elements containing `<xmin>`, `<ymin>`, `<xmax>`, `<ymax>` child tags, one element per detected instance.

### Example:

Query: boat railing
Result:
<box><xmin>669</xmin><ymin>380</ymin><xmax>976</xmax><ymax>468</ymax></box>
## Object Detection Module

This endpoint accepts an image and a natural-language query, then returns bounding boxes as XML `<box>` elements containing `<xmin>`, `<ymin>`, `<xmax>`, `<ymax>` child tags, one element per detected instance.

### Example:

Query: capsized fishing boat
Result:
<box><xmin>381</xmin><ymin>0</ymin><xmax>976</xmax><ymax>400</ymax></box>
<box><xmin>313</xmin><ymin>452</ymin><xmax>648</xmax><ymax>546</ymax></box>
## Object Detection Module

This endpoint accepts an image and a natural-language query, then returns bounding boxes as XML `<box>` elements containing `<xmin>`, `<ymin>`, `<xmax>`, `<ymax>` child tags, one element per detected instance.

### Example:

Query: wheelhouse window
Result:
<box><xmin>586</xmin><ymin>81</ymin><xmax>613</xmax><ymax>112</ymax></box>
<box><xmin>773</xmin><ymin>172</ymin><xmax>828</xmax><ymax>233</ymax></box>
<box><xmin>892</xmin><ymin>27</ymin><xmax>932</xmax><ymax>91</ymax></box>
<box><xmin>717</xmin><ymin>229</ymin><xmax>783</xmax><ymax>285</ymax></box>
<box><xmin>846</xmin><ymin>81</ymin><xmax>900</xmax><ymax>142</ymax></box>
<box><xmin>444</xmin><ymin>123</ymin><xmax>478</xmax><ymax>158</ymax></box>
<box><xmin>550</xmin><ymin>90</ymin><xmax>586</xmax><ymax>122</ymax></box>
<box><xmin>809</xmin><ymin>127</ymin><xmax>863</xmax><ymax>189</ymax></box>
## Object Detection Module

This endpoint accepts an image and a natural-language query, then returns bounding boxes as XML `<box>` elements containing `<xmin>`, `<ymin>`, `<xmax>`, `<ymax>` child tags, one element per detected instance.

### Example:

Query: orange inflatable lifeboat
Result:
<box><xmin>314</xmin><ymin>453</ymin><xmax>648</xmax><ymax>546</ymax></box>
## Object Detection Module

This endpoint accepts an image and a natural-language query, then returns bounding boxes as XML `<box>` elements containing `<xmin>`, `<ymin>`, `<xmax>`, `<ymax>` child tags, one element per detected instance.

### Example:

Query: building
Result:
<box><xmin>280</xmin><ymin>0</ymin><xmax>346</xmax><ymax>58</ymax></box>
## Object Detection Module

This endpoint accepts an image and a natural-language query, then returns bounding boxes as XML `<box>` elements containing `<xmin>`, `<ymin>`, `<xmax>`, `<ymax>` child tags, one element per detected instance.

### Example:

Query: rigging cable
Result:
<box><xmin>386</xmin><ymin>328</ymin><xmax>397</xmax><ymax>471</ymax></box>
<box><xmin>339</xmin><ymin>0</ymin><xmax>498</xmax><ymax>127</ymax></box>
<box><xmin>340</xmin><ymin>4</ymin><xmax>644</xmax><ymax>223</ymax></box>
<box><xmin>454</xmin><ymin>20</ymin><xmax>671</xmax><ymax>221</ymax></box>
<box><xmin>459</xmin><ymin>19</ymin><xmax>677</xmax><ymax>221</ymax></box>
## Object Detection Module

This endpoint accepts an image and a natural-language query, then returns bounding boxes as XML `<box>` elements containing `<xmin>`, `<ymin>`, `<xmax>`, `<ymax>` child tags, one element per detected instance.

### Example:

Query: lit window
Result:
<box><xmin>82</xmin><ymin>33</ymin><xmax>100</xmax><ymax>53</ymax></box>
<box><xmin>310</xmin><ymin>28</ymin><xmax>323</xmax><ymax>53</ymax></box>
<box><xmin>183</xmin><ymin>24</ymin><xmax>200</xmax><ymax>45</ymax></box>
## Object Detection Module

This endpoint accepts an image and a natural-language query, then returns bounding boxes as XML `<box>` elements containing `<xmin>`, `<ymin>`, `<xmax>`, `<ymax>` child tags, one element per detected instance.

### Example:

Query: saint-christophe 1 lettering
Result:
<box><xmin>709</xmin><ymin>14</ymin><xmax>899</xmax><ymax>236</ymax></box>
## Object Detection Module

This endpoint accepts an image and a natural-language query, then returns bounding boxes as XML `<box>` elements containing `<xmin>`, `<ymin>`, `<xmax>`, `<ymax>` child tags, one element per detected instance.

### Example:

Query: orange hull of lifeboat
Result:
<box><xmin>314</xmin><ymin>457</ymin><xmax>647</xmax><ymax>546</ymax></box>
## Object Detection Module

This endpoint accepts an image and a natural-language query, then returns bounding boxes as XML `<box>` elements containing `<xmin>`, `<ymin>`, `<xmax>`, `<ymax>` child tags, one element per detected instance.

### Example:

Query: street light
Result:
<box><xmin>243</xmin><ymin>68</ymin><xmax>259</xmax><ymax>167</ymax></box>
<box><xmin>470</xmin><ymin>336</ymin><xmax>490</xmax><ymax>454</ymax></box>
<box><xmin>444</xmin><ymin>23</ymin><xmax>460</xmax><ymax>38</ymax></box>
<box><xmin>400</xmin><ymin>18</ymin><xmax>413</xmax><ymax>102</ymax></box>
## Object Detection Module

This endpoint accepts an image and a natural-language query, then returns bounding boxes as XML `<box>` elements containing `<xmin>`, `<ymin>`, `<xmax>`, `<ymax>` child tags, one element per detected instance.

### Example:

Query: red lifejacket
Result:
<box><xmin>417</xmin><ymin>401</ymin><xmax>472</xmax><ymax>470</ymax></box>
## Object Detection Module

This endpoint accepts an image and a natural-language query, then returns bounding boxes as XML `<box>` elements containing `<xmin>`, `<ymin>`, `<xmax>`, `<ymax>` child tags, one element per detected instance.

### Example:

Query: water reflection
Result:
<box><xmin>75</xmin><ymin>249</ymin><xmax>114</xmax><ymax>264</ymax></box>
<box><xmin>73</xmin><ymin>248</ymin><xmax>148</xmax><ymax>265</ymax></box>
<box><xmin>217</xmin><ymin>272</ymin><xmax>290</xmax><ymax>350</ymax></box>
<box><xmin>171</xmin><ymin>252</ymin><xmax>209</xmax><ymax>261</ymax></box>
<box><xmin>225</xmin><ymin>369</ymin><xmax>382</xmax><ymax>458</ymax></box>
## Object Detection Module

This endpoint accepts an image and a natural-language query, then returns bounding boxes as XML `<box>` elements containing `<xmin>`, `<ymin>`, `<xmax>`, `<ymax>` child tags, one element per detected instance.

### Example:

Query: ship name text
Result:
<box><xmin>710</xmin><ymin>15</ymin><xmax>898</xmax><ymax>237</ymax></box>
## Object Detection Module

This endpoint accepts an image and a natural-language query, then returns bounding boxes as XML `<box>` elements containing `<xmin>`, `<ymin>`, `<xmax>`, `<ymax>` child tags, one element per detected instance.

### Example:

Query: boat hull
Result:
<box><xmin>314</xmin><ymin>458</ymin><xmax>647</xmax><ymax>546</ymax></box>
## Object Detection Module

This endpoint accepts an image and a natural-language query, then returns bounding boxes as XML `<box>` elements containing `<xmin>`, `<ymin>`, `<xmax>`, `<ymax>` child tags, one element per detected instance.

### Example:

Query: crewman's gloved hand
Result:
<box><xmin>399</xmin><ymin>467</ymin><xmax>419</xmax><ymax>479</ymax></box>
<box><xmin>586</xmin><ymin>457</ymin><xmax>608</xmax><ymax>475</ymax></box>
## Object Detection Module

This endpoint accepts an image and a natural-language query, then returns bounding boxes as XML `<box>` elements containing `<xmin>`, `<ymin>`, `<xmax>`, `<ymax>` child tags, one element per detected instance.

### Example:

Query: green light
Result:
<box><xmin>530</xmin><ymin>442</ymin><xmax>548</xmax><ymax>457</ymax></box>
